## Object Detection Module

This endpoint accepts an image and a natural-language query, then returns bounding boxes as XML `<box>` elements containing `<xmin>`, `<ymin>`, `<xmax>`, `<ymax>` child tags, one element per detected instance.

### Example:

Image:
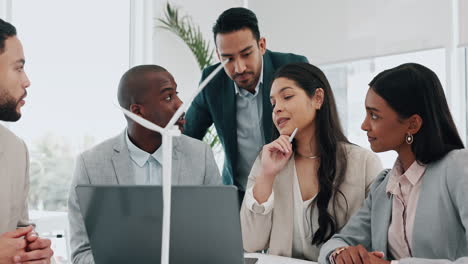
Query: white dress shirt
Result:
<box><xmin>125</xmin><ymin>131</ymin><xmax>163</xmax><ymax>185</ymax></box>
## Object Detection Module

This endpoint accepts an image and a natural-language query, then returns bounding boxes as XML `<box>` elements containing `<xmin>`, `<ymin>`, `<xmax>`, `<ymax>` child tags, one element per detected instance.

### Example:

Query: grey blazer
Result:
<box><xmin>68</xmin><ymin>131</ymin><xmax>222</xmax><ymax>264</ymax></box>
<box><xmin>319</xmin><ymin>149</ymin><xmax>468</xmax><ymax>264</ymax></box>
<box><xmin>0</xmin><ymin>124</ymin><xmax>30</xmax><ymax>233</ymax></box>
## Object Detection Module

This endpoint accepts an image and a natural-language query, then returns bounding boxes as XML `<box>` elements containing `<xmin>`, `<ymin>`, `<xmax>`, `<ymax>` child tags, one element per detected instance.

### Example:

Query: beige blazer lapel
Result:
<box><xmin>269</xmin><ymin>156</ymin><xmax>295</xmax><ymax>256</ymax></box>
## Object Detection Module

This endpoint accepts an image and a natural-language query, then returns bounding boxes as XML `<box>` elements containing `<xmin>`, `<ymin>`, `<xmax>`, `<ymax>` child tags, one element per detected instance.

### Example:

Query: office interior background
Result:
<box><xmin>1</xmin><ymin>0</ymin><xmax>467</xmax><ymax>262</ymax></box>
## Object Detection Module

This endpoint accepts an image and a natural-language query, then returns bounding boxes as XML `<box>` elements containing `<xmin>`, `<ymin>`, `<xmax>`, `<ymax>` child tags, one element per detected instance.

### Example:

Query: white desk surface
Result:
<box><xmin>245</xmin><ymin>253</ymin><xmax>317</xmax><ymax>264</ymax></box>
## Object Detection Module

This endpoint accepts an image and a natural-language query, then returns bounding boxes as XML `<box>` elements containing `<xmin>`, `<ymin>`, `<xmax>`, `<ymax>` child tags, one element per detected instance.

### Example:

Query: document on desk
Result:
<box><xmin>245</xmin><ymin>253</ymin><xmax>317</xmax><ymax>264</ymax></box>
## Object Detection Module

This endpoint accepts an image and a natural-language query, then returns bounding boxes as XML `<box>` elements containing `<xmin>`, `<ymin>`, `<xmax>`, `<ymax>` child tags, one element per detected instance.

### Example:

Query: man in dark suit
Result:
<box><xmin>184</xmin><ymin>7</ymin><xmax>308</xmax><ymax>201</ymax></box>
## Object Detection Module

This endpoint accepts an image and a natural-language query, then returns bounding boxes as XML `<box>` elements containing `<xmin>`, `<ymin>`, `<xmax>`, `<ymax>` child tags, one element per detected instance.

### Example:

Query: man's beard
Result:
<box><xmin>234</xmin><ymin>73</ymin><xmax>260</xmax><ymax>92</ymax></box>
<box><xmin>0</xmin><ymin>93</ymin><xmax>21</xmax><ymax>121</ymax></box>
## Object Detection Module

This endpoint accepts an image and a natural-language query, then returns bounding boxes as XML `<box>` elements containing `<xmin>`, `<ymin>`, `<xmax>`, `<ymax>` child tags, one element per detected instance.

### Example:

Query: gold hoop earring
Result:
<box><xmin>405</xmin><ymin>133</ymin><xmax>413</xmax><ymax>144</ymax></box>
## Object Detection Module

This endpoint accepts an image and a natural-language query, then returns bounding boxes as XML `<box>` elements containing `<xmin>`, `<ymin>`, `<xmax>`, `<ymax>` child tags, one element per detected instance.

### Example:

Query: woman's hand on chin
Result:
<box><xmin>260</xmin><ymin>135</ymin><xmax>293</xmax><ymax>179</ymax></box>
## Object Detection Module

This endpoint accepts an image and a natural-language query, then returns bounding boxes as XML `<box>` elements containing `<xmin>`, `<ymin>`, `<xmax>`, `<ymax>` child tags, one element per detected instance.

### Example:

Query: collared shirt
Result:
<box><xmin>386</xmin><ymin>159</ymin><xmax>426</xmax><ymax>261</ymax></box>
<box><xmin>125</xmin><ymin>131</ymin><xmax>163</xmax><ymax>185</ymax></box>
<box><xmin>235</xmin><ymin>59</ymin><xmax>265</xmax><ymax>191</ymax></box>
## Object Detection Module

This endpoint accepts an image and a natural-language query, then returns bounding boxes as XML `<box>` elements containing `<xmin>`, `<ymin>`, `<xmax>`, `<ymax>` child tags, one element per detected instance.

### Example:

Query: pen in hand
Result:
<box><xmin>289</xmin><ymin>128</ymin><xmax>298</xmax><ymax>143</ymax></box>
<box><xmin>17</xmin><ymin>224</ymin><xmax>63</xmax><ymax>238</ymax></box>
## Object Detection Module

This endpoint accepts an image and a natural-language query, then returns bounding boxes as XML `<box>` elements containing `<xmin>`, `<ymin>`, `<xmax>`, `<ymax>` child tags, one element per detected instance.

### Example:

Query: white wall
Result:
<box><xmin>250</xmin><ymin>0</ymin><xmax>451</xmax><ymax>65</ymax></box>
<box><xmin>460</xmin><ymin>0</ymin><xmax>468</xmax><ymax>46</ymax></box>
<box><xmin>0</xmin><ymin>0</ymin><xmax>12</xmax><ymax>21</ymax></box>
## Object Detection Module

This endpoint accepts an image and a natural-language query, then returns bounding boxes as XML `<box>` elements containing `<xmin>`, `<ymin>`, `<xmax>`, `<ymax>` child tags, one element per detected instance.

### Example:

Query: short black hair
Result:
<box><xmin>117</xmin><ymin>65</ymin><xmax>167</xmax><ymax>110</ymax></box>
<box><xmin>0</xmin><ymin>19</ymin><xmax>17</xmax><ymax>54</ymax></box>
<box><xmin>369</xmin><ymin>63</ymin><xmax>464</xmax><ymax>164</ymax></box>
<box><xmin>212</xmin><ymin>7</ymin><xmax>260</xmax><ymax>44</ymax></box>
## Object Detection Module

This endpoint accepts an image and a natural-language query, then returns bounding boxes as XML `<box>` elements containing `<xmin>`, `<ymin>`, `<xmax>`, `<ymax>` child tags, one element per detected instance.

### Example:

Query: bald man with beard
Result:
<box><xmin>68</xmin><ymin>65</ymin><xmax>221</xmax><ymax>264</ymax></box>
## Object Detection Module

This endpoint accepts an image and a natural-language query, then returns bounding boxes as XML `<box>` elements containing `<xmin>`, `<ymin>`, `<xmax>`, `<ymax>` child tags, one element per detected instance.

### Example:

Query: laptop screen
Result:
<box><xmin>76</xmin><ymin>185</ymin><xmax>244</xmax><ymax>264</ymax></box>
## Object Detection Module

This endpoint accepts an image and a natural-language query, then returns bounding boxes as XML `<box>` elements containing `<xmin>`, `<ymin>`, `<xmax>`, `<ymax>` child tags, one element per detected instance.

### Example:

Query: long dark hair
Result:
<box><xmin>273</xmin><ymin>62</ymin><xmax>350</xmax><ymax>245</ymax></box>
<box><xmin>369</xmin><ymin>63</ymin><xmax>464</xmax><ymax>163</ymax></box>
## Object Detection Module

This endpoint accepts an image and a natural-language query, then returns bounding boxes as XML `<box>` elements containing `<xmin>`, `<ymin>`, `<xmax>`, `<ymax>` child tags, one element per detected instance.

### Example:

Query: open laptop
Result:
<box><xmin>76</xmin><ymin>185</ymin><xmax>257</xmax><ymax>264</ymax></box>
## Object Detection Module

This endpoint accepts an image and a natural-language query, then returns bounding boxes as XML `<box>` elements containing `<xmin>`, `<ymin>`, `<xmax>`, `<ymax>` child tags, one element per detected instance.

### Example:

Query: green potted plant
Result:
<box><xmin>158</xmin><ymin>2</ymin><xmax>221</xmax><ymax>150</ymax></box>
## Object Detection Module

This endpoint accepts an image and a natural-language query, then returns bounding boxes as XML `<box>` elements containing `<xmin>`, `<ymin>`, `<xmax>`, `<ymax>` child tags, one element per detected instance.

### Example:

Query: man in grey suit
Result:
<box><xmin>68</xmin><ymin>65</ymin><xmax>222</xmax><ymax>264</ymax></box>
<box><xmin>0</xmin><ymin>19</ymin><xmax>54</xmax><ymax>264</ymax></box>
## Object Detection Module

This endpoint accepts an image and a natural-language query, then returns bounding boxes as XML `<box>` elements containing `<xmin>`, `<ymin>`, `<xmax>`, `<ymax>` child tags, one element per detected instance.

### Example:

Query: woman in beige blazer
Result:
<box><xmin>240</xmin><ymin>63</ymin><xmax>382</xmax><ymax>261</ymax></box>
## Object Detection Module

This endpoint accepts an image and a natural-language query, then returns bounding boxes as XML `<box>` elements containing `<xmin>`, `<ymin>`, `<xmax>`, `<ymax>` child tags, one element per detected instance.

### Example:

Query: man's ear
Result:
<box><xmin>130</xmin><ymin>104</ymin><xmax>144</xmax><ymax>117</ymax></box>
<box><xmin>258</xmin><ymin>37</ymin><xmax>266</xmax><ymax>55</ymax></box>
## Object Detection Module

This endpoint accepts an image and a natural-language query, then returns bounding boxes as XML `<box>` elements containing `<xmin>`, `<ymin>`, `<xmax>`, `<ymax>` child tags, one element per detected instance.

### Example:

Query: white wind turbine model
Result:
<box><xmin>117</xmin><ymin>59</ymin><xmax>228</xmax><ymax>264</ymax></box>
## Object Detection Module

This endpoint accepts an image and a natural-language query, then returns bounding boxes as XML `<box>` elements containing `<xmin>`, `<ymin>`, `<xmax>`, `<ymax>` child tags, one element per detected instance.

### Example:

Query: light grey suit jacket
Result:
<box><xmin>319</xmin><ymin>149</ymin><xmax>468</xmax><ymax>264</ymax></box>
<box><xmin>68</xmin><ymin>131</ymin><xmax>222</xmax><ymax>264</ymax></box>
<box><xmin>0</xmin><ymin>124</ymin><xmax>30</xmax><ymax>233</ymax></box>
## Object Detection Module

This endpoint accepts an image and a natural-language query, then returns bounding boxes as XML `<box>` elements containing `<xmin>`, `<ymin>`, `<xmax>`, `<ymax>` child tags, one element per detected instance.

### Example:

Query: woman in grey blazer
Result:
<box><xmin>240</xmin><ymin>63</ymin><xmax>382</xmax><ymax>261</ymax></box>
<box><xmin>319</xmin><ymin>63</ymin><xmax>467</xmax><ymax>264</ymax></box>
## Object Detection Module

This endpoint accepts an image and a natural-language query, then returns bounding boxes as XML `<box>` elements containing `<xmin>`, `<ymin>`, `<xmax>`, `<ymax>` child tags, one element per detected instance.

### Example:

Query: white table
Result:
<box><xmin>245</xmin><ymin>253</ymin><xmax>317</xmax><ymax>264</ymax></box>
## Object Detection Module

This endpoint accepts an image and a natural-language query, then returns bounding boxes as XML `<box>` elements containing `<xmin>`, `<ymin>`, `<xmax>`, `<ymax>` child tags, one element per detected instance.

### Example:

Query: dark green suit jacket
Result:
<box><xmin>184</xmin><ymin>50</ymin><xmax>308</xmax><ymax>190</ymax></box>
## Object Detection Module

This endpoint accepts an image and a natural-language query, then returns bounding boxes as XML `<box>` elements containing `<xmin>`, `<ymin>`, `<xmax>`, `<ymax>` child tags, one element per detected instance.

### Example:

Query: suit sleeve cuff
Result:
<box><xmin>245</xmin><ymin>186</ymin><xmax>274</xmax><ymax>215</ymax></box>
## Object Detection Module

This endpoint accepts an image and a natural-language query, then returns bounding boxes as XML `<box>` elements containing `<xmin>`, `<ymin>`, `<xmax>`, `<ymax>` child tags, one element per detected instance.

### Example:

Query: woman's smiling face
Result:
<box><xmin>270</xmin><ymin>77</ymin><xmax>321</xmax><ymax>136</ymax></box>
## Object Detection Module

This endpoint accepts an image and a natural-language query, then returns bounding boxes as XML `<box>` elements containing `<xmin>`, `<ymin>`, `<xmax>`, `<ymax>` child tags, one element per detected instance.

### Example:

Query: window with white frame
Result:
<box><xmin>322</xmin><ymin>49</ymin><xmax>446</xmax><ymax>168</ymax></box>
<box><xmin>466</xmin><ymin>47</ymin><xmax>468</xmax><ymax>143</ymax></box>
